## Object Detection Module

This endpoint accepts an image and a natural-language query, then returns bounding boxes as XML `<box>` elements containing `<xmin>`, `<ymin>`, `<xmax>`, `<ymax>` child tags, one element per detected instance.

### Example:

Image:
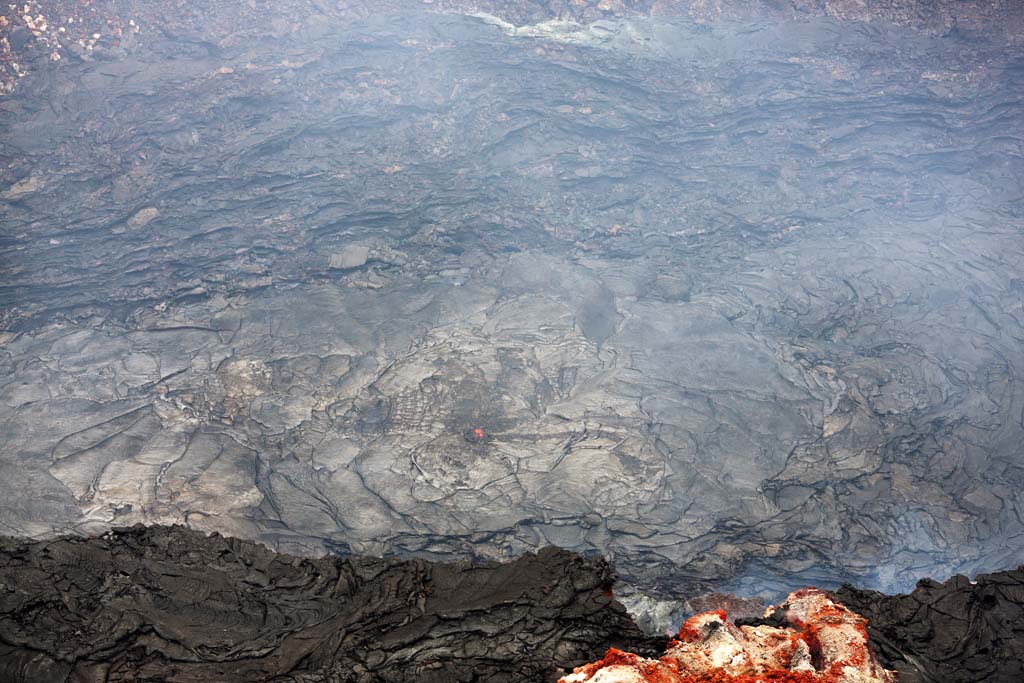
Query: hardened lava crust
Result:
<box><xmin>0</xmin><ymin>525</ymin><xmax>659</xmax><ymax>683</ymax></box>
<box><xmin>1</xmin><ymin>527</ymin><xmax>1023</xmax><ymax>682</ymax></box>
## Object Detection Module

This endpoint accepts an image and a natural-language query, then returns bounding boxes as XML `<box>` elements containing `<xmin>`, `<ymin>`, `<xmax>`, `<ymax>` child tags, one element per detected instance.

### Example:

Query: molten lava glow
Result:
<box><xmin>560</xmin><ymin>589</ymin><xmax>895</xmax><ymax>683</ymax></box>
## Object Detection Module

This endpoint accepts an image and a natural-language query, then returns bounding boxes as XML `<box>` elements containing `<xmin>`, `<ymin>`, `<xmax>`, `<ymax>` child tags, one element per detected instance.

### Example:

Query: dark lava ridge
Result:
<box><xmin>2</xmin><ymin>525</ymin><xmax>1023</xmax><ymax>682</ymax></box>
<box><xmin>0</xmin><ymin>525</ymin><xmax>657</xmax><ymax>683</ymax></box>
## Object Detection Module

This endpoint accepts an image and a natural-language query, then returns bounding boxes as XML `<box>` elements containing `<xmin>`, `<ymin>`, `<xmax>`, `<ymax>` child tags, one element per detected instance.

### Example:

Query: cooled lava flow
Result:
<box><xmin>561</xmin><ymin>589</ymin><xmax>895</xmax><ymax>683</ymax></box>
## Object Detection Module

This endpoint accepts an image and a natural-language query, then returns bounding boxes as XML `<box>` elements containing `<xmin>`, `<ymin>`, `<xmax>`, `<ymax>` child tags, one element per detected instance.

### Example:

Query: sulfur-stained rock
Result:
<box><xmin>561</xmin><ymin>589</ymin><xmax>895</xmax><ymax>683</ymax></box>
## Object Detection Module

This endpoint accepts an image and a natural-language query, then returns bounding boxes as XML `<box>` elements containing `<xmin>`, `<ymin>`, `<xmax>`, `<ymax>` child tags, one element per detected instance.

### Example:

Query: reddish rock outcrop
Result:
<box><xmin>561</xmin><ymin>589</ymin><xmax>894</xmax><ymax>683</ymax></box>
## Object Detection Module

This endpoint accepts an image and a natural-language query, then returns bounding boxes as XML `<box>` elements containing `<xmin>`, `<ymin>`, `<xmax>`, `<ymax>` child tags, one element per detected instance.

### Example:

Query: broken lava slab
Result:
<box><xmin>561</xmin><ymin>588</ymin><xmax>895</xmax><ymax>683</ymax></box>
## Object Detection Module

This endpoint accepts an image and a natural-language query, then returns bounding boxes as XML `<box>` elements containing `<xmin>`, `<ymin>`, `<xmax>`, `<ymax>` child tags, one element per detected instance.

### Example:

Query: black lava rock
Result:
<box><xmin>837</xmin><ymin>567</ymin><xmax>1024</xmax><ymax>683</ymax></box>
<box><xmin>0</xmin><ymin>525</ymin><xmax>660</xmax><ymax>683</ymax></box>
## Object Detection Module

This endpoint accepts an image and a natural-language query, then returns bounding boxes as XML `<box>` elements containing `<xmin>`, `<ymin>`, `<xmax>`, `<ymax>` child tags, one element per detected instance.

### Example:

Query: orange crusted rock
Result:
<box><xmin>559</xmin><ymin>589</ymin><xmax>894</xmax><ymax>683</ymax></box>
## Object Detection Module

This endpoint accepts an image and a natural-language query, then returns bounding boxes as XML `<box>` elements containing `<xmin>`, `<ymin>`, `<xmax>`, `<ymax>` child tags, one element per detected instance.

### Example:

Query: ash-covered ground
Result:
<box><xmin>1</xmin><ymin>0</ymin><xmax>1023</xmax><ymax>606</ymax></box>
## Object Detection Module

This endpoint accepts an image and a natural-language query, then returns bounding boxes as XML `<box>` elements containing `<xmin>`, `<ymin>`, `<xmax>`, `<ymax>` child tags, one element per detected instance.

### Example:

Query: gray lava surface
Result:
<box><xmin>1</xmin><ymin>1</ymin><xmax>1023</xmax><ymax>599</ymax></box>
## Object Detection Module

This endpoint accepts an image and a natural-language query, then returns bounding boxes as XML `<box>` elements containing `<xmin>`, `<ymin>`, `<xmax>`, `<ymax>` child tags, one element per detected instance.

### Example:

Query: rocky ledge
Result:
<box><xmin>0</xmin><ymin>525</ymin><xmax>658</xmax><ymax>682</ymax></box>
<box><xmin>1</xmin><ymin>526</ymin><xmax>1023</xmax><ymax>682</ymax></box>
<box><xmin>837</xmin><ymin>569</ymin><xmax>1024</xmax><ymax>683</ymax></box>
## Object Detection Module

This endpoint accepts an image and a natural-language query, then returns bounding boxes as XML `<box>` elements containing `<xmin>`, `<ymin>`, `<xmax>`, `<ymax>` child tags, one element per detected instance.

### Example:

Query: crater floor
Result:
<box><xmin>1</xmin><ymin>1</ymin><xmax>1023</xmax><ymax>598</ymax></box>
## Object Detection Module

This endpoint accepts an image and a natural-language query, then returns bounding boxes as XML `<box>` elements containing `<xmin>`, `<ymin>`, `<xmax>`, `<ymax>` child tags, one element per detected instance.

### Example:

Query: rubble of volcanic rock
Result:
<box><xmin>561</xmin><ymin>589</ymin><xmax>894</xmax><ymax>683</ymax></box>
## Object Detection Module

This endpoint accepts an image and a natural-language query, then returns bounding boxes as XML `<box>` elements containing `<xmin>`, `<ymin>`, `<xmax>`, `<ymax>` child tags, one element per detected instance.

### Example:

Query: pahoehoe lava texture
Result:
<box><xmin>0</xmin><ymin>525</ymin><xmax>657</xmax><ymax>683</ymax></box>
<box><xmin>3</xmin><ymin>526</ymin><xmax>1023</xmax><ymax>683</ymax></box>
<box><xmin>837</xmin><ymin>568</ymin><xmax>1024</xmax><ymax>683</ymax></box>
<box><xmin>1</xmin><ymin>1</ymin><xmax>1024</xmax><ymax>599</ymax></box>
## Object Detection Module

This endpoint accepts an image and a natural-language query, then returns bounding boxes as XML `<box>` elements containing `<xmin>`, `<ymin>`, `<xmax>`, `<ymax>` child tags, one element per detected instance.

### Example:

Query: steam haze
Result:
<box><xmin>2</xmin><ymin>1</ymin><xmax>1023</xmax><ymax>605</ymax></box>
